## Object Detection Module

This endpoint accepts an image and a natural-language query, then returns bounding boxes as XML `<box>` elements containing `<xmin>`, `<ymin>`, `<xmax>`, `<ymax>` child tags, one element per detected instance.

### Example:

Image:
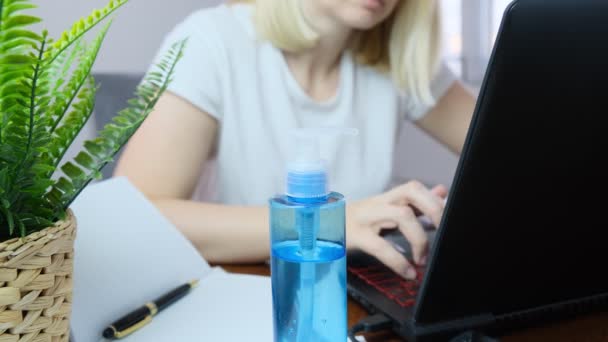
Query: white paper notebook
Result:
<box><xmin>70</xmin><ymin>177</ymin><xmax>273</xmax><ymax>341</ymax></box>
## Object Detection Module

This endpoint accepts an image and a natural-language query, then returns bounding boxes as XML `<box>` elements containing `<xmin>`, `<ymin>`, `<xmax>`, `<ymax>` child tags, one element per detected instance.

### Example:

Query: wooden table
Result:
<box><xmin>221</xmin><ymin>264</ymin><xmax>608</xmax><ymax>341</ymax></box>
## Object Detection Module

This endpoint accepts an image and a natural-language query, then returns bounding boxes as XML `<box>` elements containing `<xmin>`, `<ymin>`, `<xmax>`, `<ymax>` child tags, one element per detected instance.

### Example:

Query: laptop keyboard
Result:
<box><xmin>348</xmin><ymin>264</ymin><xmax>426</xmax><ymax>308</ymax></box>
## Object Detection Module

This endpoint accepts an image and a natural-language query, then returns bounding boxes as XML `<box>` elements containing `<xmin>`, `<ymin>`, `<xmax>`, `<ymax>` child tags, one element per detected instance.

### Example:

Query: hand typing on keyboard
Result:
<box><xmin>346</xmin><ymin>181</ymin><xmax>447</xmax><ymax>280</ymax></box>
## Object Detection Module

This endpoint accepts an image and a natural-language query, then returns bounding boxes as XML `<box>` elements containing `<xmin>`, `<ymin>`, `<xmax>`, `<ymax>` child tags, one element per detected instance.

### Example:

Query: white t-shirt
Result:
<box><xmin>152</xmin><ymin>3</ymin><xmax>456</xmax><ymax>205</ymax></box>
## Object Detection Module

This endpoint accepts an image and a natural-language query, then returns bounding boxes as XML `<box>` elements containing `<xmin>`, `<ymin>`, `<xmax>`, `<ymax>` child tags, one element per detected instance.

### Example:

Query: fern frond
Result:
<box><xmin>45</xmin><ymin>75</ymin><xmax>96</xmax><ymax>174</ymax></box>
<box><xmin>22</xmin><ymin>42</ymin><xmax>49</xmax><ymax>161</ymax></box>
<box><xmin>3</xmin><ymin>35</ymin><xmax>48</xmax><ymax>170</ymax></box>
<box><xmin>49</xmin><ymin>39</ymin><xmax>187</xmax><ymax>210</ymax></box>
<box><xmin>0</xmin><ymin>0</ymin><xmax>40</xmax><ymax>146</ymax></box>
<box><xmin>43</xmin><ymin>0</ymin><xmax>128</xmax><ymax>65</ymax></box>
<box><xmin>1</xmin><ymin>0</ymin><xmax>145</xmax><ymax>239</ymax></box>
<box><xmin>49</xmin><ymin>21</ymin><xmax>111</xmax><ymax>133</ymax></box>
<box><xmin>0</xmin><ymin>34</ymin><xmax>57</xmax><ymax>239</ymax></box>
<box><xmin>47</xmin><ymin>37</ymin><xmax>83</xmax><ymax>97</ymax></box>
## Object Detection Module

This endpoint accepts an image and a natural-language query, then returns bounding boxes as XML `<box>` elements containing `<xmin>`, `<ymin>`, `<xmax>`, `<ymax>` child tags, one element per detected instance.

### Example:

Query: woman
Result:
<box><xmin>115</xmin><ymin>0</ymin><xmax>476</xmax><ymax>280</ymax></box>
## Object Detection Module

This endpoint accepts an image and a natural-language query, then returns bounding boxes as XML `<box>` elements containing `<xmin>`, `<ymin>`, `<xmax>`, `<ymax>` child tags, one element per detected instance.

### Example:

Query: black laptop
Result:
<box><xmin>347</xmin><ymin>0</ymin><xmax>608</xmax><ymax>340</ymax></box>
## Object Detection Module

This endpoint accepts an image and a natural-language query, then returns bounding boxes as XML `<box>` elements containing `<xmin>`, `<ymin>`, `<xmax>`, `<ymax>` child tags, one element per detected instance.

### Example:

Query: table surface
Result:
<box><xmin>220</xmin><ymin>264</ymin><xmax>608</xmax><ymax>342</ymax></box>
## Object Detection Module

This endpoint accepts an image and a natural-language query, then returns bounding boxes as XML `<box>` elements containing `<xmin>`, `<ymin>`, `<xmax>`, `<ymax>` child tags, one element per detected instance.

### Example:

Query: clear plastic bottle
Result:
<box><xmin>269</xmin><ymin>128</ymin><xmax>355</xmax><ymax>342</ymax></box>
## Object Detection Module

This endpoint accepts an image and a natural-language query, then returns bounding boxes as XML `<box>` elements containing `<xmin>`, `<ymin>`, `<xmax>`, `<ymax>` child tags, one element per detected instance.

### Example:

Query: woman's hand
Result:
<box><xmin>347</xmin><ymin>181</ymin><xmax>448</xmax><ymax>279</ymax></box>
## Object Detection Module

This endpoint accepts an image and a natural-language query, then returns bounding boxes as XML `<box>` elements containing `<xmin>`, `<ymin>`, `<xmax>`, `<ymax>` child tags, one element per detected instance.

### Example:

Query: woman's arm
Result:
<box><xmin>151</xmin><ymin>199</ymin><xmax>269</xmax><ymax>263</ymax></box>
<box><xmin>415</xmin><ymin>81</ymin><xmax>477</xmax><ymax>154</ymax></box>
<box><xmin>114</xmin><ymin>92</ymin><xmax>269</xmax><ymax>263</ymax></box>
<box><xmin>115</xmin><ymin>92</ymin><xmax>448</xmax><ymax>277</ymax></box>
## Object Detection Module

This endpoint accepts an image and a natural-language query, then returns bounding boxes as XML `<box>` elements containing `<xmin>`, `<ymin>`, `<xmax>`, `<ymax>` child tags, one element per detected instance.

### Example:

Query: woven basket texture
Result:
<box><xmin>0</xmin><ymin>210</ymin><xmax>76</xmax><ymax>342</ymax></box>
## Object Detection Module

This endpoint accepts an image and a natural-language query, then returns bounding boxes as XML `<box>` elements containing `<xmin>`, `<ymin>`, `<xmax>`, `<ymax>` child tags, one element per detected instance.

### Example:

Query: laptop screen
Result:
<box><xmin>416</xmin><ymin>0</ymin><xmax>608</xmax><ymax>324</ymax></box>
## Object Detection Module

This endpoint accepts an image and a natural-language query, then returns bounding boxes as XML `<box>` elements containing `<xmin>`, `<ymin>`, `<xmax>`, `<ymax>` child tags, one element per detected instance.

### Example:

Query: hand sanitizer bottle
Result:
<box><xmin>269</xmin><ymin>128</ymin><xmax>356</xmax><ymax>342</ymax></box>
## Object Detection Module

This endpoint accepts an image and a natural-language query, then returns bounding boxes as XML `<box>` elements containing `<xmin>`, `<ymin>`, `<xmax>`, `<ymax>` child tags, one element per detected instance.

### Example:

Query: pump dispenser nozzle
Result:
<box><xmin>286</xmin><ymin>127</ymin><xmax>358</xmax><ymax>199</ymax></box>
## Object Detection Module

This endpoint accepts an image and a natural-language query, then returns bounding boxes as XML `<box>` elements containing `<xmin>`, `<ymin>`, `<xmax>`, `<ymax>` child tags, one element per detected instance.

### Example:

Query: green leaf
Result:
<box><xmin>0</xmin><ymin>29</ymin><xmax>42</xmax><ymax>42</ymax></box>
<box><xmin>4</xmin><ymin>3</ymin><xmax>37</xmax><ymax>16</ymax></box>
<box><xmin>83</xmin><ymin>140</ymin><xmax>104</xmax><ymax>155</ymax></box>
<box><xmin>0</xmin><ymin>70</ymin><xmax>26</xmax><ymax>87</ymax></box>
<box><xmin>61</xmin><ymin>162</ymin><xmax>84</xmax><ymax>179</ymax></box>
<box><xmin>4</xmin><ymin>15</ymin><xmax>41</xmax><ymax>28</ymax></box>
<box><xmin>30</xmin><ymin>163</ymin><xmax>54</xmax><ymax>174</ymax></box>
<box><xmin>0</xmin><ymin>54</ymin><xmax>35</xmax><ymax>64</ymax></box>
<box><xmin>74</xmin><ymin>151</ymin><xmax>95</xmax><ymax>170</ymax></box>
<box><xmin>1</xmin><ymin>83</ymin><xmax>28</xmax><ymax>96</ymax></box>
<box><xmin>0</xmin><ymin>207</ymin><xmax>15</xmax><ymax>235</ymax></box>
<box><xmin>0</xmin><ymin>37</ymin><xmax>37</xmax><ymax>52</ymax></box>
<box><xmin>54</xmin><ymin>177</ymin><xmax>75</xmax><ymax>195</ymax></box>
<box><xmin>17</xmin><ymin>218</ymin><xmax>25</xmax><ymax>237</ymax></box>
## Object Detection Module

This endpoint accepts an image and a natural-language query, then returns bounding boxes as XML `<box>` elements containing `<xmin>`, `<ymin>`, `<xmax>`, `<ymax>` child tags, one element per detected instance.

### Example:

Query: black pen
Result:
<box><xmin>102</xmin><ymin>279</ymin><xmax>199</xmax><ymax>339</ymax></box>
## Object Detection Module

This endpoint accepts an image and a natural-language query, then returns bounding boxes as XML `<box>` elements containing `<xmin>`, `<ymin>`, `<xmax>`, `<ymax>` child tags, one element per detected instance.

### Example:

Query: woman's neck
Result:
<box><xmin>283</xmin><ymin>1</ymin><xmax>352</xmax><ymax>102</ymax></box>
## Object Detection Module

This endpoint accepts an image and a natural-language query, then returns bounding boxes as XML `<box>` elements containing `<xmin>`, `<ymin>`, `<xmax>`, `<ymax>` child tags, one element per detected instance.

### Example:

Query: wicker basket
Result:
<box><xmin>0</xmin><ymin>210</ymin><xmax>76</xmax><ymax>342</ymax></box>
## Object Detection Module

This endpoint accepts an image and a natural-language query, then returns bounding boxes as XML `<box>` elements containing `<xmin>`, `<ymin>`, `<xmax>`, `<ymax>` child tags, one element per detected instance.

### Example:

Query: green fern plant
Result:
<box><xmin>0</xmin><ymin>0</ymin><xmax>186</xmax><ymax>240</ymax></box>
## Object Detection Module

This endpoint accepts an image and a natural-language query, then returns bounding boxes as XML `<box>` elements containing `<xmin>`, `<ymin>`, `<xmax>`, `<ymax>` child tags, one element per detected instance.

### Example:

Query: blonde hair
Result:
<box><xmin>251</xmin><ymin>0</ymin><xmax>441</xmax><ymax>106</ymax></box>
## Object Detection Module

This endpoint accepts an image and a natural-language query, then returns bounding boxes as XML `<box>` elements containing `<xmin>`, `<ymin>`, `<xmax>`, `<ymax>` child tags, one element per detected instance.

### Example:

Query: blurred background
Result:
<box><xmin>37</xmin><ymin>0</ymin><xmax>514</xmax><ymax>188</ymax></box>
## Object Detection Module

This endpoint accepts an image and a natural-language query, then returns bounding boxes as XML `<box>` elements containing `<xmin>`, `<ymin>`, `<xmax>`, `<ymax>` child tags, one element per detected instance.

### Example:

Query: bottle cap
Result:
<box><xmin>286</xmin><ymin>127</ymin><xmax>358</xmax><ymax>199</ymax></box>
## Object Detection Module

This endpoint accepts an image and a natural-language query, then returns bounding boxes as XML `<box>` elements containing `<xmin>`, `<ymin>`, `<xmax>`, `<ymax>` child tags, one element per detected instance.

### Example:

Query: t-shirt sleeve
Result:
<box><xmin>149</xmin><ymin>12</ymin><xmax>223</xmax><ymax>120</ymax></box>
<box><xmin>402</xmin><ymin>62</ymin><xmax>458</xmax><ymax>121</ymax></box>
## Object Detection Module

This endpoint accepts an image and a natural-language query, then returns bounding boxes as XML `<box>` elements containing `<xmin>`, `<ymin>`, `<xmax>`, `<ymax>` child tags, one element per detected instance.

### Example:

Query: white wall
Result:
<box><xmin>35</xmin><ymin>0</ymin><xmax>459</xmax><ymax>187</ymax></box>
<box><xmin>34</xmin><ymin>0</ymin><xmax>221</xmax><ymax>73</ymax></box>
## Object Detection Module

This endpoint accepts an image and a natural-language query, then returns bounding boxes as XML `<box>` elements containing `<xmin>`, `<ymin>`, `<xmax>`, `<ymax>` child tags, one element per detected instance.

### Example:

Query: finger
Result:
<box><xmin>431</xmin><ymin>184</ymin><xmax>448</xmax><ymax>199</ymax></box>
<box><xmin>389</xmin><ymin>205</ymin><xmax>429</xmax><ymax>265</ymax></box>
<box><xmin>363</xmin><ymin>202</ymin><xmax>410</xmax><ymax>223</ymax></box>
<box><xmin>387</xmin><ymin>181</ymin><xmax>444</xmax><ymax>227</ymax></box>
<box><xmin>359</xmin><ymin>232</ymin><xmax>418</xmax><ymax>280</ymax></box>
<box><xmin>376</xmin><ymin>220</ymin><xmax>398</xmax><ymax>230</ymax></box>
